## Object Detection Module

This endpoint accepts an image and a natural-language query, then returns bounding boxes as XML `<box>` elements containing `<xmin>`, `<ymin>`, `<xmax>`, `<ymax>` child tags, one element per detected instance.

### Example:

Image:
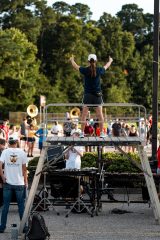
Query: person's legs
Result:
<box><xmin>27</xmin><ymin>141</ymin><xmax>32</xmax><ymax>156</ymax></box>
<box><xmin>0</xmin><ymin>183</ymin><xmax>12</xmax><ymax>232</ymax></box>
<box><xmin>96</xmin><ymin>106</ymin><xmax>104</xmax><ymax>132</ymax></box>
<box><xmin>81</xmin><ymin>106</ymin><xmax>88</xmax><ymax>133</ymax></box>
<box><xmin>31</xmin><ymin>140</ymin><xmax>35</xmax><ymax>156</ymax></box>
<box><xmin>14</xmin><ymin>185</ymin><xmax>25</xmax><ymax>220</ymax></box>
<box><xmin>20</xmin><ymin>137</ymin><xmax>27</xmax><ymax>151</ymax></box>
<box><xmin>39</xmin><ymin>141</ymin><xmax>43</xmax><ymax>154</ymax></box>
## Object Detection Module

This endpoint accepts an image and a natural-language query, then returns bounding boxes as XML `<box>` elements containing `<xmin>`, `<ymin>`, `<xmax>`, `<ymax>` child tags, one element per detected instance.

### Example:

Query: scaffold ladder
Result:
<box><xmin>138</xmin><ymin>145</ymin><xmax>160</xmax><ymax>223</ymax></box>
<box><xmin>18</xmin><ymin>147</ymin><xmax>47</xmax><ymax>238</ymax></box>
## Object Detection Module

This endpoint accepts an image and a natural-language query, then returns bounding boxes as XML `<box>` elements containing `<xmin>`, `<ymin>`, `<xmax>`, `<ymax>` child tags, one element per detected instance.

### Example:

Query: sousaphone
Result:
<box><xmin>70</xmin><ymin>107</ymin><xmax>80</xmax><ymax>119</ymax></box>
<box><xmin>27</xmin><ymin>105</ymin><xmax>38</xmax><ymax>126</ymax></box>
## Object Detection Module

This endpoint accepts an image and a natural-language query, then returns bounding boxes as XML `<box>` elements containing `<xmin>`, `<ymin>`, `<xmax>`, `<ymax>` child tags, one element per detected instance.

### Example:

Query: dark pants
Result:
<box><xmin>0</xmin><ymin>183</ymin><xmax>25</xmax><ymax>231</ymax></box>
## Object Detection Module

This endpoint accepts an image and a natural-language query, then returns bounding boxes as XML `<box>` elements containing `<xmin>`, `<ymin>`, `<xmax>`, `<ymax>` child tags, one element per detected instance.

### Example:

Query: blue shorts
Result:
<box><xmin>39</xmin><ymin>142</ymin><xmax>43</xmax><ymax>150</ymax></box>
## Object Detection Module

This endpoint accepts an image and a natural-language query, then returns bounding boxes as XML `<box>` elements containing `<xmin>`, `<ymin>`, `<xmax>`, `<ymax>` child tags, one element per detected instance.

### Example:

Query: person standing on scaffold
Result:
<box><xmin>70</xmin><ymin>54</ymin><xmax>113</xmax><ymax>138</ymax></box>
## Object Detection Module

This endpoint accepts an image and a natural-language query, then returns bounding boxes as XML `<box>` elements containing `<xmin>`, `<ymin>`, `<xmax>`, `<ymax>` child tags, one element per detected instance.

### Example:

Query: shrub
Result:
<box><xmin>28</xmin><ymin>152</ymin><xmax>141</xmax><ymax>174</ymax></box>
<box><xmin>81</xmin><ymin>152</ymin><xmax>141</xmax><ymax>173</ymax></box>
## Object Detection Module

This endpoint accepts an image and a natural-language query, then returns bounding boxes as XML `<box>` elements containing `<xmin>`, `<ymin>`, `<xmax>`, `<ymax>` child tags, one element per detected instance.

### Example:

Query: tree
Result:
<box><xmin>116</xmin><ymin>4</ymin><xmax>153</xmax><ymax>49</ymax></box>
<box><xmin>70</xmin><ymin>3</ymin><xmax>92</xmax><ymax>22</ymax></box>
<box><xmin>125</xmin><ymin>45</ymin><xmax>153</xmax><ymax>109</ymax></box>
<box><xmin>116</xmin><ymin>4</ymin><xmax>144</xmax><ymax>35</ymax></box>
<box><xmin>0</xmin><ymin>28</ymin><xmax>49</xmax><ymax>113</ymax></box>
<box><xmin>97</xmin><ymin>13</ymin><xmax>134</xmax><ymax>103</ymax></box>
<box><xmin>0</xmin><ymin>1</ymin><xmax>156</xmax><ymax>113</ymax></box>
<box><xmin>0</xmin><ymin>0</ymin><xmax>44</xmax><ymax>44</ymax></box>
<box><xmin>52</xmin><ymin>1</ymin><xmax>70</xmax><ymax>15</ymax></box>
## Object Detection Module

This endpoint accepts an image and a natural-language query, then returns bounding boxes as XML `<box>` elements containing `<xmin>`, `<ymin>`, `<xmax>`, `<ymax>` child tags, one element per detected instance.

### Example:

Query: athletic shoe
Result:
<box><xmin>0</xmin><ymin>227</ymin><xmax>5</xmax><ymax>233</ymax></box>
<box><xmin>100</xmin><ymin>132</ymin><xmax>106</xmax><ymax>138</ymax></box>
<box><xmin>79</xmin><ymin>132</ymin><xmax>84</xmax><ymax>138</ymax></box>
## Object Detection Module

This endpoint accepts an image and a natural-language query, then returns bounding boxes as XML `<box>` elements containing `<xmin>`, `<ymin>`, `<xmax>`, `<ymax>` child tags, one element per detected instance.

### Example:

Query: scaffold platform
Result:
<box><xmin>46</xmin><ymin>136</ymin><xmax>144</xmax><ymax>146</ymax></box>
<box><xmin>18</xmin><ymin>103</ymin><xmax>160</xmax><ymax>238</ymax></box>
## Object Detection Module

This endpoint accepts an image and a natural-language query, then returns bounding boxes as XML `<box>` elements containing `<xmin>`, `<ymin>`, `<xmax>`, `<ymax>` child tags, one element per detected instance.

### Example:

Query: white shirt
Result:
<box><xmin>70</xmin><ymin>128</ymin><xmax>81</xmax><ymax>136</ymax></box>
<box><xmin>0</xmin><ymin>148</ymin><xmax>28</xmax><ymax>185</ymax></box>
<box><xmin>51</xmin><ymin>124</ymin><xmax>63</xmax><ymax>136</ymax></box>
<box><xmin>66</xmin><ymin>146</ymin><xmax>83</xmax><ymax>169</ymax></box>
<box><xmin>9</xmin><ymin>131</ymin><xmax>20</xmax><ymax>141</ymax></box>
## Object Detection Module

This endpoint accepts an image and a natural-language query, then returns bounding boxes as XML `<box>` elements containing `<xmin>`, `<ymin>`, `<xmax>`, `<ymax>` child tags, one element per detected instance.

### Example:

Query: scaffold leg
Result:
<box><xmin>138</xmin><ymin>145</ymin><xmax>160</xmax><ymax>224</ymax></box>
<box><xmin>18</xmin><ymin>147</ymin><xmax>47</xmax><ymax>237</ymax></box>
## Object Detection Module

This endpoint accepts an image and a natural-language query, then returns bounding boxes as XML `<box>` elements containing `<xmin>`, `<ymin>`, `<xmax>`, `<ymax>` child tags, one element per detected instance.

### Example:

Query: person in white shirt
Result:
<box><xmin>51</xmin><ymin>121</ymin><xmax>63</xmax><ymax>136</ymax></box>
<box><xmin>65</xmin><ymin>132</ymin><xmax>84</xmax><ymax>169</ymax></box>
<box><xmin>0</xmin><ymin>138</ymin><xmax>6</xmax><ymax>207</ymax></box>
<box><xmin>70</xmin><ymin>123</ymin><xmax>81</xmax><ymax>136</ymax></box>
<box><xmin>0</xmin><ymin>137</ymin><xmax>28</xmax><ymax>233</ymax></box>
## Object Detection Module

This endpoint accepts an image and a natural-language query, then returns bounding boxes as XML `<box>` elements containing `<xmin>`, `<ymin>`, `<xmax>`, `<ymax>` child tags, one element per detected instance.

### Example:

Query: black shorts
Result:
<box><xmin>82</xmin><ymin>93</ymin><xmax>103</xmax><ymax>105</ymax></box>
<box><xmin>27</xmin><ymin>137</ymin><xmax>35</xmax><ymax>143</ymax></box>
<box><xmin>20</xmin><ymin>136</ymin><xmax>27</xmax><ymax>141</ymax></box>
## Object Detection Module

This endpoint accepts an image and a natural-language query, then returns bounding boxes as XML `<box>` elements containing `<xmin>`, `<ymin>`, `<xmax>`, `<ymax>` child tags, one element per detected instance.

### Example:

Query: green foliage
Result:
<box><xmin>28</xmin><ymin>156</ymin><xmax>39</xmax><ymax>169</ymax></box>
<box><xmin>70</xmin><ymin>3</ymin><xmax>92</xmax><ymax>22</ymax></box>
<box><xmin>28</xmin><ymin>152</ymin><xmax>141</xmax><ymax>174</ymax></box>
<box><xmin>81</xmin><ymin>152</ymin><xmax>97</xmax><ymax>168</ymax></box>
<box><xmin>81</xmin><ymin>152</ymin><xmax>141</xmax><ymax>173</ymax></box>
<box><xmin>0</xmin><ymin>1</ymin><xmax>155</xmax><ymax>114</ymax></box>
<box><xmin>103</xmin><ymin>152</ymin><xmax>141</xmax><ymax>173</ymax></box>
<box><xmin>0</xmin><ymin>27</ymin><xmax>50</xmax><ymax>113</ymax></box>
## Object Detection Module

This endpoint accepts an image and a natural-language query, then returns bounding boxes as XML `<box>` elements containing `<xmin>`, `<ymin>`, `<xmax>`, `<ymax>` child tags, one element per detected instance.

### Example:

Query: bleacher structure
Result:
<box><xmin>18</xmin><ymin>103</ymin><xmax>160</xmax><ymax>238</ymax></box>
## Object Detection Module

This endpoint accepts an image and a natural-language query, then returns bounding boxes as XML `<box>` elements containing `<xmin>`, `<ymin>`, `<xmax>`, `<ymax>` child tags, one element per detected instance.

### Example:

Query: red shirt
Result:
<box><xmin>0</xmin><ymin>124</ymin><xmax>9</xmax><ymax>140</ymax></box>
<box><xmin>96</xmin><ymin>127</ymin><xmax>106</xmax><ymax>137</ymax></box>
<box><xmin>84</xmin><ymin>125</ymin><xmax>94</xmax><ymax>135</ymax></box>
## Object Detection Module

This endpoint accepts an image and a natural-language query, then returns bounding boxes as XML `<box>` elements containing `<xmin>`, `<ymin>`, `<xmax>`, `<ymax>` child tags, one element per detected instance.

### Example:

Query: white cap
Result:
<box><xmin>8</xmin><ymin>136</ymin><xmax>18</xmax><ymax>144</ymax></box>
<box><xmin>88</xmin><ymin>54</ymin><xmax>97</xmax><ymax>61</ymax></box>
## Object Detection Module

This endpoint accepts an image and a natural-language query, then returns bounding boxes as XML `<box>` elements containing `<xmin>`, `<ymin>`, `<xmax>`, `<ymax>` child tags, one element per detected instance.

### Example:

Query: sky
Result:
<box><xmin>47</xmin><ymin>0</ymin><xmax>155</xmax><ymax>20</ymax></box>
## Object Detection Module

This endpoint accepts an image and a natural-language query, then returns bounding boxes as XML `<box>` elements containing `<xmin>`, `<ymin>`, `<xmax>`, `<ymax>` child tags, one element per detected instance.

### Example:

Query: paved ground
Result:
<box><xmin>0</xmin><ymin>200</ymin><xmax>160</xmax><ymax>240</ymax></box>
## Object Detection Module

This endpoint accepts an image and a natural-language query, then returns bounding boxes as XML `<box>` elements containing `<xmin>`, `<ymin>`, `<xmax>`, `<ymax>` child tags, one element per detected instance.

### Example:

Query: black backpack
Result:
<box><xmin>25</xmin><ymin>212</ymin><xmax>50</xmax><ymax>240</ymax></box>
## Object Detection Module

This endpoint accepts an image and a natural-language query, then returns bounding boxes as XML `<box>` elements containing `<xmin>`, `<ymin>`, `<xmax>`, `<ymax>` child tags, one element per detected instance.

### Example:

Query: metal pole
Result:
<box><xmin>40</xmin><ymin>106</ymin><xmax>42</xmax><ymax>125</ymax></box>
<box><xmin>152</xmin><ymin>0</ymin><xmax>159</xmax><ymax>161</ymax></box>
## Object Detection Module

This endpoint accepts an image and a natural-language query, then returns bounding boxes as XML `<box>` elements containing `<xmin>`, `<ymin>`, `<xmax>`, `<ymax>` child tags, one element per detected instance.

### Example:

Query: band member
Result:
<box><xmin>20</xmin><ymin>118</ymin><xmax>29</xmax><ymax>151</ymax></box>
<box><xmin>35</xmin><ymin>123</ymin><xmax>48</xmax><ymax>154</ymax></box>
<box><xmin>51</xmin><ymin>121</ymin><xmax>63</xmax><ymax>136</ymax></box>
<box><xmin>27</xmin><ymin>124</ymin><xmax>36</xmax><ymax>157</ymax></box>
<box><xmin>65</xmin><ymin>132</ymin><xmax>84</xmax><ymax>169</ymax></box>
<box><xmin>70</xmin><ymin>54</ymin><xmax>113</xmax><ymax>138</ymax></box>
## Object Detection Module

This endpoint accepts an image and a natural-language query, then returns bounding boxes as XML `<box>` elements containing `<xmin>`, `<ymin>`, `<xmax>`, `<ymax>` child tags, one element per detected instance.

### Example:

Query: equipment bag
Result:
<box><xmin>25</xmin><ymin>212</ymin><xmax>50</xmax><ymax>240</ymax></box>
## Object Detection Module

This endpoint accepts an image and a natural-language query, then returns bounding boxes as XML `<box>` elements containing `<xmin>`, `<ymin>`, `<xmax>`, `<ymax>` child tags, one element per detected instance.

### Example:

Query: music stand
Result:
<box><xmin>33</xmin><ymin>146</ymin><xmax>66</xmax><ymax>214</ymax></box>
<box><xmin>32</xmin><ymin>171</ymin><xmax>59</xmax><ymax>215</ymax></box>
<box><xmin>65</xmin><ymin>173</ymin><xmax>94</xmax><ymax>218</ymax></box>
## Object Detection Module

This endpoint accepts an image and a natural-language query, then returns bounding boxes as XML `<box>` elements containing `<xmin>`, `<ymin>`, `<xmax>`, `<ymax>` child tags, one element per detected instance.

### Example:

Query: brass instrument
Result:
<box><xmin>70</xmin><ymin>107</ymin><xmax>80</xmax><ymax>119</ymax></box>
<box><xmin>27</xmin><ymin>105</ymin><xmax>38</xmax><ymax>126</ymax></box>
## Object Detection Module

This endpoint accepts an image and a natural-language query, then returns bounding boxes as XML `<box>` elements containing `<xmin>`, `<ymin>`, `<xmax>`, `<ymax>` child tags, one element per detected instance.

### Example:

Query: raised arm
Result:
<box><xmin>103</xmin><ymin>56</ymin><xmax>113</xmax><ymax>70</ymax></box>
<box><xmin>70</xmin><ymin>55</ymin><xmax>80</xmax><ymax>71</ymax></box>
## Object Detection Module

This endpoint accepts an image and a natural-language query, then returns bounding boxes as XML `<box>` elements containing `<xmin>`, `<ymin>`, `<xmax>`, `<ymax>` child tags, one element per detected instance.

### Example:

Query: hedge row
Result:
<box><xmin>28</xmin><ymin>152</ymin><xmax>141</xmax><ymax>173</ymax></box>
